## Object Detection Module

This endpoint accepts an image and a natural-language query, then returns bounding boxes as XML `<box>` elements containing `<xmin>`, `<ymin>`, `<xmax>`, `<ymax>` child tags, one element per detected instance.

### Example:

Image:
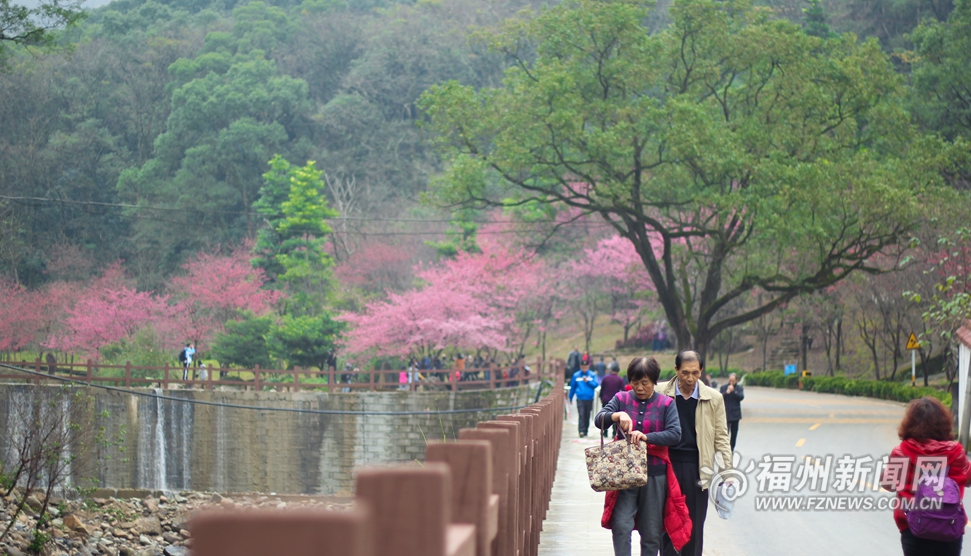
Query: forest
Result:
<box><xmin>0</xmin><ymin>0</ymin><xmax>970</xmax><ymax>382</ymax></box>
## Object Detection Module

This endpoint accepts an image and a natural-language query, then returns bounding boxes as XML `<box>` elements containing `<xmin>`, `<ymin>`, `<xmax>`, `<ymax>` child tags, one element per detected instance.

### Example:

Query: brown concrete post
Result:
<box><xmin>254</xmin><ymin>365</ymin><xmax>261</xmax><ymax>391</ymax></box>
<box><xmin>478</xmin><ymin>420</ymin><xmax>521</xmax><ymax>556</ymax></box>
<box><xmin>124</xmin><ymin>361</ymin><xmax>131</xmax><ymax>388</ymax></box>
<box><xmin>163</xmin><ymin>363</ymin><xmax>169</xmax><ymax>390</ymax></box>
<box><xmin>498</xmin><ymin>413</ymin><xmax>536</xmax><ymax>556</ymax></box>
<box><xmin>191</xmin><ymin>506</ymin><xmax>374</xmax><ymax>556</ymax></box>
<box><xmin>293</xmin><ymin>366</ymin><xmax>301</xmax><ymax>393</ymax></box>
<box><xmin>458</xmin><ymin>428</ymin><xmax>513</xmax><ymax>556</ymax></box>
<box><xmin>426</xmin><ymin>440</ymin><xmax>496</xmax><ymax>556</ymax></box>
<box><xmin>355</xmin><ymin>463</ymin><xmax>475</xmax><ymax>556</ymax></box>
<box><xmin>86</xmin><ymin>359</ymin><xmax>92</xmax><ymax>385</ymax></box>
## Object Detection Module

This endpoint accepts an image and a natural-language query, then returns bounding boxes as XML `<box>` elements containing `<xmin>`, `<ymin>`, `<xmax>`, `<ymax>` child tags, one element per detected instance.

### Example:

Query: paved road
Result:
<box><xmin>538</xmin><ymin>386</ymin><xmax>967</xmax><ymax>556</ymax></box>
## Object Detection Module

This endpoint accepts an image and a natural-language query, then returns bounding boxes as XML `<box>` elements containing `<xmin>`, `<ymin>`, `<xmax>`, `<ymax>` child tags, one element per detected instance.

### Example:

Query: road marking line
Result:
<box><xmin>796</xmin><ymin>438</ymin><xmax>806</xmax><ymax>447</ymax></box>
<box><xmin>809</xmin><ymin>423</ymin><xmax>821</xmax><ymax>431</ymax></box>
<box><xmin>747</xmin><ymin>417</ymin><xmax>898</xmax><ymax>424</ymax></box>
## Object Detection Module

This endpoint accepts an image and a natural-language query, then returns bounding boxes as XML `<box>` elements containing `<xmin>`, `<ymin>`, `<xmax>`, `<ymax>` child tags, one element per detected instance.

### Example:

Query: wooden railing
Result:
<box><xmin>0</xmin><ymin>357</ymin><xmax>556</xmax><ymax>393</ymax></box>
<box><xmin>190</xmin><ymin>370</ymin><xmax>564</xmax><ymax>556</ymax></box>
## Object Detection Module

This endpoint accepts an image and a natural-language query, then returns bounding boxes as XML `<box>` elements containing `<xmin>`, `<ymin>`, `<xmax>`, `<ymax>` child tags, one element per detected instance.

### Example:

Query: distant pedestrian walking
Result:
<box><xmin>659</xmin><ymin>350</ymin><xmax>733</xmax><ymax>556</ymax></box>
<box><xmin>567</xmin><ymin>346</ymin><xmax>582</xmax><ymax>379</ymax></box>
<box><xmin>719</xmin><ymin>373</ymin><xmax>744</xmax><ymax>451</ymax></box>
<box><xmin>596</xmin><ymin>356</ymin><xmax>689</xmax><ymax>556</ymax></box>
<box><xmin>568</xmin><ymin>362</ymin><xmax>599</xmax><ymax>437</ymax></box>
<box><xmin>880</xmin><ymin>397</ymin><xmax>971</xmax><ymax>556</ymax></box>
<box><xmin>595</xmin><ymin>355</ymin><xmax>608</xmax><ymax>379</ymax></box>
<box><xmin>180</xmin><ymin>343</ymin><xmax>195</xmax><ymax>381</ymax></box>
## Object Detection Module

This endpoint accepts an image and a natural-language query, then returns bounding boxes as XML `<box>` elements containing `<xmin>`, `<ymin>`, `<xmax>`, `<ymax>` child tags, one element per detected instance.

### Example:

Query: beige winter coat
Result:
<box><xmin>658</xmin><ymin>379</ymin><xmax>733</xmax><ymax>490</ymax></box>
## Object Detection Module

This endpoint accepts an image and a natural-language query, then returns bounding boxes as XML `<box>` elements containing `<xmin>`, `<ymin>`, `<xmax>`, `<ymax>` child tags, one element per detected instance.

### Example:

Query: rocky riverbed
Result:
<box><xmin>1</xmin><ymin>490</ymin><xmax>352</xmax><ymax>556</ymax></box>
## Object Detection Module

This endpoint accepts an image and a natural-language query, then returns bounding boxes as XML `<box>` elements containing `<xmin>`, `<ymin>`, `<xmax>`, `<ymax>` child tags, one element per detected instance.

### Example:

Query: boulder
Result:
<box><xmin>134</xmin><ymin>517</ymin><xmax>162</xmax><ymax>536</ymax></box>
<box><xmin>142</xmin><ymin>498</ymin><xmax>158</xmax><ymax>513</ymax></box>
<box><xmin>25</xmin><ymin>494</ymin><xmax>43</xmax><ymax>510</ymax></box>
<box><xmin>64</xmin><ymin>514</ymin><xmax>90</xmax><ymax>535</ymax></box>
<box><xmin>163</xmin><ymin>547</ymin><xmax>188</xmax><ymax>556</ymax></box>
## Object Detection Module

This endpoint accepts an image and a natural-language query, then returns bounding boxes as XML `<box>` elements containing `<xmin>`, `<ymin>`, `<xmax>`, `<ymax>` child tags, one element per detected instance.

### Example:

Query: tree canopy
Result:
<box><xmin>420</xmin><ymin>0</ymin><xmax>953</xmax><ymax>356</ymax></box>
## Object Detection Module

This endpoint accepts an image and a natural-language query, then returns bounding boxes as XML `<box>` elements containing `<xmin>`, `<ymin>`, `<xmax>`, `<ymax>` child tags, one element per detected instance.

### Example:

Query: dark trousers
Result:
<box><xmin>662</xmin><ymin>460</ymin><xmax>708</xmax><ymax>556</ymax></box>
<box><xmin>612</xmin><ymin>474</ymin><xmax>667</xmax><ymax>556</ymax></box>
<box><xmin>901</xmin><ymin>528</ymin><xmax>963</xmax><ymax>556</ymax></box>
<box><xmin>728</xmin><ymin>420</ymin><xmax>739</xmax><ymax>451</ymax></box>
<box><xmin>577</xmin><ymin>399</ymin><xmax>593</xmax><ymax>436</ymax></box>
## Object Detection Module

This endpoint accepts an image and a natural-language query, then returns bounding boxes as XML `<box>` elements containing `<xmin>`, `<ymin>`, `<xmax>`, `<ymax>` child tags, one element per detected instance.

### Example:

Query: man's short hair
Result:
<box><xmin>627</xmin><ymin>357</ymin><xmax>661</xmax><ymax>385</ymax></box>
<box><xmin>675</xmin><ymin>350</ymin><xmax>704</xmax><ymax>370</ymax></box>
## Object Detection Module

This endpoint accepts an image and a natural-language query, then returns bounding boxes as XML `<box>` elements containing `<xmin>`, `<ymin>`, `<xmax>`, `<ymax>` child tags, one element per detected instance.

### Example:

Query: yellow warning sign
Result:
<box><xmin>906</xmin><ymin>333</ymin><xmax>920</xmax><ymax>351</ymax></box>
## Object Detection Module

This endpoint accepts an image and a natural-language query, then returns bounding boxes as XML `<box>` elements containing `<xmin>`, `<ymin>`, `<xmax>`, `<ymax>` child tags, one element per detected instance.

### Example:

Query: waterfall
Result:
<box><xmin>153</xmin><ymin>388</ymin><xmax>168</xmax><ymax>491</ymax></box>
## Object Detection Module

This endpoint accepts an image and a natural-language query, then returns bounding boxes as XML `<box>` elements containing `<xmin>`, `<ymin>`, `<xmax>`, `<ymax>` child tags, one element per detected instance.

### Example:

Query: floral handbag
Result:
<box><xmin>584</xmin><ymin>429</ymin><xmax>648</xmax><ymax>492</ymax></box>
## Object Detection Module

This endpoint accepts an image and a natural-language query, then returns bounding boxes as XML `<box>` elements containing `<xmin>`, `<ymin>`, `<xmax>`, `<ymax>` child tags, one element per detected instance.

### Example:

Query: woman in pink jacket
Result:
<box><xmin>881</xmin><ymin>397</ymin><xmax>971</xmax><ymax>556</ymax></box>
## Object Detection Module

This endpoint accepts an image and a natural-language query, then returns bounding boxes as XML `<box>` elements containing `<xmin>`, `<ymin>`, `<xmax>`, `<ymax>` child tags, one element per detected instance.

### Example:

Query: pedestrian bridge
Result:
<box><xmin>190</xmin><ymin>373</ymin><xmax>566</xmax><ymax>556</ymax></box>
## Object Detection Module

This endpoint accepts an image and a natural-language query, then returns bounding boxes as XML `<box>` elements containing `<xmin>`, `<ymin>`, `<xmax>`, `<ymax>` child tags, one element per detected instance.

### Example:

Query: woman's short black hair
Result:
<box><xmin>627</xmin><ymin>356</ymin><xmax>661</xmax><ymax>385</ymax></box>
<box><xmin>675</xmin><ymin>350</ymin><xmax>704</xmax><ymax>370</ymax></box>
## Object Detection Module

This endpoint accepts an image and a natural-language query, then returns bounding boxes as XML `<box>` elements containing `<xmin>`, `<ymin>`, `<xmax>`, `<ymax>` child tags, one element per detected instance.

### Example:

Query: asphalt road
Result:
<box><xmin>538</xmin><ymin>385</ymin><xmax>968</xmax><ymax>556</ymax></box>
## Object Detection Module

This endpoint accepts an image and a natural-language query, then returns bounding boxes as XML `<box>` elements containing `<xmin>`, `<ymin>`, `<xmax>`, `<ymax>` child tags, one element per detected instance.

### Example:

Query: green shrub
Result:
<box><xmin>745</xmin><ymin>371</ymin><xmax>952</xmax><ymax>406</ymax></box>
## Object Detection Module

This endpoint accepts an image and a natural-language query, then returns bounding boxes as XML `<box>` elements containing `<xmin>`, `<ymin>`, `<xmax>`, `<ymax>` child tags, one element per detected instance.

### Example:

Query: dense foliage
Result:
<box><xmin>1</xmin><ymin>0</ymin><xmax>971</xmax><ymax>379</ymax></box>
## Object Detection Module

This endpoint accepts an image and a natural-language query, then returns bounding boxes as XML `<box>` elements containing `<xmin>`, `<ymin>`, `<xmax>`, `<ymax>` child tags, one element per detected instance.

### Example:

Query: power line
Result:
<box><xmin>0</xmin><ymin>362</ymin><xmax>539</xmax><ymax>416</ymax></box>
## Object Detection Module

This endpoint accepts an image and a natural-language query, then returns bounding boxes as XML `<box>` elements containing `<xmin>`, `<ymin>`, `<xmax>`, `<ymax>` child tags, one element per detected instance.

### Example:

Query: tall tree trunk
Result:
<box><xmin>800</xmin><ymin>324</ymin><xmax>810</xmax><ymax>372</ymax></box>
<box><xmin>835</xmin><ymin>318</ymin><xmax>842</xmax><ymax>374</ymax></box>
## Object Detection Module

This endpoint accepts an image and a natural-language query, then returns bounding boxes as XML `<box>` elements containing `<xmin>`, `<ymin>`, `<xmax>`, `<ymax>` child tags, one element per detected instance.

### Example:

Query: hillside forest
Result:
<box><xmin>0</xmin><ymin>0</ymin><xmax>970</xmax><ymax>384</ymax></box>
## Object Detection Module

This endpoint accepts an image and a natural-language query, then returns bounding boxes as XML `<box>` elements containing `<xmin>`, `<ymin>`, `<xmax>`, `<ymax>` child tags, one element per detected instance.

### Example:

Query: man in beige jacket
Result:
<box><xmin>658</xmin><ymin>350</ymin><xmax>733</xmax><ymax>556</ymax></box>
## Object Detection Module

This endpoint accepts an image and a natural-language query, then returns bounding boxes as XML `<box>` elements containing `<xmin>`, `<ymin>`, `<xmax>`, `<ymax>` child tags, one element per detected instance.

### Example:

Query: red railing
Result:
<box><xmin>0</xmin><ymin>357</ymin><xmax>555</xmax><ymax>393</ymax></box>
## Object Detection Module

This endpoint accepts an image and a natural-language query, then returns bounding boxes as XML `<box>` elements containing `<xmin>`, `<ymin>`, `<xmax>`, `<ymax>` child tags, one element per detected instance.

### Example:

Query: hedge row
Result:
<box><xmin>745</xmin><ymin>371</ymin><xmax>952</xmax><ymax>407</ymax></box>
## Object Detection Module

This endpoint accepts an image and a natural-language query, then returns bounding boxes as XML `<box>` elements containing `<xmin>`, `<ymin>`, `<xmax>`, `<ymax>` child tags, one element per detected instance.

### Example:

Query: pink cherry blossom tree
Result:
<box><xmin>0</xmin><ymin>280</ymin><xmax>37</xmax><ymax>354</ymax></box>
<box><xmin>341</xmin><ymin>241</ymin><xmax>545</xmax><ymax>361</ymax></box>
<box><xmin>165</xmin><ymin>245</ymin><xmax>280</xmax><ymax>351</ymax></box>
<box><xmin>43</xmin><ymin>264</ymin><xmax>171</xmax><ymax>357</ymax></box>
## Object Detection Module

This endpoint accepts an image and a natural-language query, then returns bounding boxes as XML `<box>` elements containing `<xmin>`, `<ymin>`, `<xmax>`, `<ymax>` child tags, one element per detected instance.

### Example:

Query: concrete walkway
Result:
<box><xmin>538</xmin><ymin>404</ymin><xmax>634</xmax><ymax>555</ymax></box>
<box><xmin>538</xmin><ymin>387</ymin><xmax>916</xmax><ymax>556</ymax></box>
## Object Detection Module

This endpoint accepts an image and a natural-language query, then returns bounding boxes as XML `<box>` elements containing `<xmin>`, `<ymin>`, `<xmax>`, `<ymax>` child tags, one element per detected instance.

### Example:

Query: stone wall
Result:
<box><xmin>0</xmin><ymin>384</ymin><xmax>539</xmax><ymax>495</ymax></box>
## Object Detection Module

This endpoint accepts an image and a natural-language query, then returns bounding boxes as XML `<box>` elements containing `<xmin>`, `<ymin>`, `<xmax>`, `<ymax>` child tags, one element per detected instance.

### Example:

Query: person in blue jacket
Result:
<box><xmin>569</xmin><ymin>362</ymin><xmax>600</xmax><ymax>437</ymax></box>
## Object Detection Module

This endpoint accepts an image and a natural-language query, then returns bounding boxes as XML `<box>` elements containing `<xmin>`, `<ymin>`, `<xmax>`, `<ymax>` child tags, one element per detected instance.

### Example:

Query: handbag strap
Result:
<box><xmin>601</xmin><ymin>425</ymin><xmax>630</xmax><ymax>450</ymax></box>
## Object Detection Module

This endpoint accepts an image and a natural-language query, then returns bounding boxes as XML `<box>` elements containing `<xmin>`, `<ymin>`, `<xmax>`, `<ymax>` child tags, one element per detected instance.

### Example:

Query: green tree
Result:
<box><xmin>253</xmin><ymin>155</ymin><xmax>338</xmax><ymax>315</ymax></box>
<box><xmin>802</xmin><ymin>0</ymin><xmax>834</xmax><ymax>38</ymax></box>
<box><xmin>266</xmin><ymin>313</ymin><xmax>343</xmax><ymax>370</ymax></box>
<box><xmin>0</xmin><ymin>0</ymin><xmax>85</xmax><ymax>70</ymax></box>
<box><xmin>910</xmin><ymin>0</ymin><xmax>971</xmax><ymax>142</ymax></box>
<box><xmin>210</xmin><ymin>313</ymin><xmax>275</xmax><ymax>369</ymax></box>
<box><xmin>420</xmin><ymin>0</ymin><xmax>949</xmax><ymax>358</ymax></box>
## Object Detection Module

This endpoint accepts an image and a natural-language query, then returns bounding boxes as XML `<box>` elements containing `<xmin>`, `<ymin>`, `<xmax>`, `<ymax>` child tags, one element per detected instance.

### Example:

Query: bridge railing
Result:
<box><xmin>190</xmin><ymin>362</ymin><xmax>565</xmax><ymax>556</ymax></box>
<box><xmin>0</xmin><ymin>356</ymin><xmax>555</xmax><ymax>393</ymax></box>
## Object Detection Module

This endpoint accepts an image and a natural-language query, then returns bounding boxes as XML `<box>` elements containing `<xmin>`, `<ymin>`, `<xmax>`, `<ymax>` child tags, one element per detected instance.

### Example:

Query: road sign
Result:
<box><xmin>784</xmin><ymin>364</ymin><xmax>797</xmax><ymax>376</ymax></box>
<box><xmin>906</xmin><ymin>333</ymin><xmax>920</xmax><ymax>351</ymax></box>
